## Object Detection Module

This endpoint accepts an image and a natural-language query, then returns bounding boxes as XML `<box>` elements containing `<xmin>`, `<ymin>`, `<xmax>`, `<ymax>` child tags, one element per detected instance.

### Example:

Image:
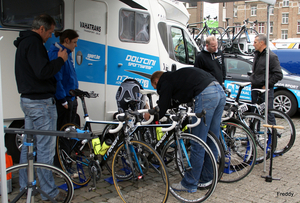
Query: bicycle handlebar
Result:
<box><xmin>69</xmin><ymin>89</ymin><xmax>99</xmax><ymax>98</ymax></box>
<box><xmin>109</xmin><ymin>107</ymin><xmax>160</xmax><ymax>133</ymax></box>
<box><xmin>161</xmin><ymin>115</ymin><xmax>178</xmax><ymax>132</ymax></box>
<box><xmin>161</xmin><ymin>109</ymin><xmax>206</xmax><ymax>132</ymax></box>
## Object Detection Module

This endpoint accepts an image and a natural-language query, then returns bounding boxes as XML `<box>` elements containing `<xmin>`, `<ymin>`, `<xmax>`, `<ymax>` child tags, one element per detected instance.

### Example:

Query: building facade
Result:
<box><xmin>186</xmin><ymin>0</ymin><xmax>300</xmax><ymax>41</ymax></box>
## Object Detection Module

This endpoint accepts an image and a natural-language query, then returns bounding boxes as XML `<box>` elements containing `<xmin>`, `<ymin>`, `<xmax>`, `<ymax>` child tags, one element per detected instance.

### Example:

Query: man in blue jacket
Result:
<box><xmin>48</xmin><ymin>29</ymin><xmax>79</xmax><ymax>130</ymax></box>
<box><xmin>14</xmin><ymin>14</ymin><xmax>68</xmax><ymax>201</ymax></box>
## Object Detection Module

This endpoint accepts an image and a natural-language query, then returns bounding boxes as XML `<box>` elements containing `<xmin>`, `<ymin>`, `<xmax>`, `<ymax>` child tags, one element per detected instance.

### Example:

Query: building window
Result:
<box><xmin>251</xmin><ymin>6</ymin><xmax>257</xmax><ymax>16</ymax></box>
<box><xmin>258</xmin><ymin>23</ymin><xmax>264</xmax><ymax>34</ymax></box>
<box><xmin>270</xmin><ymin>5</ymin><xmax>274</xmax><ymax>15</ymax></box>
<box><xmin>282</xmin><ymin>13</ymin><xmax>289</xmax><ymax>24</ymax></box>
<box><xmin>283</xmin><ymin>0</ymin><xmax>289</xmax><ymax>7</ymax></box>
<box><xmin>298</xmin><ymin>21</ymin><xmax>300</xmax><ymax>34</ymax></box>
<box><xmin>298</xmin><ymin>4</ymin><xmax>300</xmax><ymax>13</ymax></box>
<box><xmin>235</xmin><ymin>23</ymin><xmax>241</xmax><ymax>33</ymax></box>
<box><xmin>234</xmin><ymin>8</ymin><xmax>237</xmax><ymax>17</ymax></box>
<box><xmin>270</xmin><ymin>22</ymin><xmax>273</xmax><ymax>34</ymax></box>
<box><xmin>281</xmin><ymin>30</ymin><xmax>288</xmax><ymax>39</ymax></box>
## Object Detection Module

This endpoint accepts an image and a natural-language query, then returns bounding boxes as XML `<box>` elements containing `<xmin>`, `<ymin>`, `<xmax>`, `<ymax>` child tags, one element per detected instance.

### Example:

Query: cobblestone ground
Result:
<box><xmin>70</xmin><ymin>115</ymin><xmax>300</xmax><ymax>203</ymax></box>
<box><xmin>5</xmin><ymin>116</ymin><xmax>299</xmax><ymax>203</ymax></box>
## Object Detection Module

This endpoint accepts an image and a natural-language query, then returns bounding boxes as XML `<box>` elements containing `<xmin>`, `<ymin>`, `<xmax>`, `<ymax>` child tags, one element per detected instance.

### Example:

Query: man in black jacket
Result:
<box><xmin>14</xmin><ymin>14</ymin><xmax>68</xmax><ymax>201</ymax></box>
<box><xmin>151</xmin><ymin>68</ymin><xmax>226</xmax><ymax>192</ymax></box>
<box><xmin>250</xmin><ymin>34</ymin><xmax>283</xmax><ymax>124</ymax></box>
<box><xmin>194</xmin><ymin>36</ymin><xmax>226</xmax><ymax>85</ymax></box>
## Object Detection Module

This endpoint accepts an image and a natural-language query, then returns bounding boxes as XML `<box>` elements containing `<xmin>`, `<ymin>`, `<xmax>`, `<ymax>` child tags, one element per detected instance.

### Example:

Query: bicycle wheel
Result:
<box><xmin>162</xmin><ymin>131</ymin><xmax>224</xmax><ymax>182</ymax></box>
<box><xmin>112</xmin><ymin>140</ymin><xmax>169</xmax><ymax>203</ymax></box>
<box><xmin>7</xmin><ymin>163</ymin><xmax>73</xmax><ymax>203</ymax></box>
<box><xmin>57</xmin><ymin>123</ymin><xmax>92</xmax><ymax>186</ymax></box>
<box><xmin>248</xmin><ymin>109</ymin><xmax>296</xmax><ymax>156</ymax></box>
<box><xmin>161</xmin><ymin>133</ymin><xmax>218</xmax><ymax>203</ymax></box>
<box><xmin>209</xmin><ymin>28</ymin><xmax>223</xmax><ymax>50</ymax></box>
<box><xmin>207</xmin><ymin>130</ymin><xmax>225</xmax><ymax>181</ymax></box>
<box><xmin>268</xmin><ymin>109</ymin><xmax>295</xmax><ymax>155</ymax></box>
<box><xmin>220</xmin><ymin>118</ymin><xmax>257</xmax><ymax>183</ymax></box>
<box><xmin>216</xmin><ymin>27</ymin><xmax>232</xmax><ymax>51</ymax></box>
<box><xmin>237</xmin><ymin>28</ymin><xmax>258</xmax><ymax>55</ymax></box>
<box><xmin>197</xmin><ymin>30</ymin><xmax>209</xmax><ymax>50</ymax></box>
<box><xmin>242</xmin><ymin>112</ymin><xmax>271</xmax><ymax>164</ymax></box>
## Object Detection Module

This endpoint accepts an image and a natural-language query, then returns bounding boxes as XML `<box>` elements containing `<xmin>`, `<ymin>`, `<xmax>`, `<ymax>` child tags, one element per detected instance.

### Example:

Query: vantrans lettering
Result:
<box><xmin>80</xmin><ymin>22</ymin><xmax>101</xmax><ymax>32</ymax></box>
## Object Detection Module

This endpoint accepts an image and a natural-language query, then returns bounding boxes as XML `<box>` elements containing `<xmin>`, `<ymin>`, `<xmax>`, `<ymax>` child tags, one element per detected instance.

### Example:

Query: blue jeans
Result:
<box><xmin>19</xmin><ymin>97</ymin><xmax>59</xmax><ymax>200</ymax></box>
<box><xmin>181</xmin><ymin>82</ymin><xmax>226</xmax><ymax>190</ymax></box>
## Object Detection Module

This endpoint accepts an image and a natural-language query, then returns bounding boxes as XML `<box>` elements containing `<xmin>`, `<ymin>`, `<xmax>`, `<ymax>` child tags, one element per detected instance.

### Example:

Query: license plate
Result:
<box><xmin>238</xmin><ymin>103</ymin><xmax>248</xmax><ymax>113</ymax></box>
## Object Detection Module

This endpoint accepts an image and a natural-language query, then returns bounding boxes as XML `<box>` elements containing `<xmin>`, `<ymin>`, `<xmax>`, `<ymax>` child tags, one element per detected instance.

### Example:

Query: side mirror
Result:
<box><xmin>247</xmin><ymin>71</ymin><xmax>252</xmax><ymax>76</ymax></box>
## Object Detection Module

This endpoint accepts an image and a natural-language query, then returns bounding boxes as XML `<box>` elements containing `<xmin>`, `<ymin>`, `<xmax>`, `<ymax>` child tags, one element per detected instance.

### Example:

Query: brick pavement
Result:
<box><xmin>70</xmin><ymin>117</ymin><xmax>300</xmax><ymax>203</ymax></box>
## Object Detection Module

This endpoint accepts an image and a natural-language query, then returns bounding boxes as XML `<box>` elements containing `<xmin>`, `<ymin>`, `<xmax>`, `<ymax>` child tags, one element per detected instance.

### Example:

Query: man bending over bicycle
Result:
<box><xmin>151</xmin><ymin>67</ymin><xmax>226</xmax><ymax>192</ymax></box>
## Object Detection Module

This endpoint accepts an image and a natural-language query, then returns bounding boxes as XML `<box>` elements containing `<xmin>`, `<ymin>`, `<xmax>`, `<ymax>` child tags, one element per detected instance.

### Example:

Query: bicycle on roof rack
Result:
<box><xmin>187</xmin><ymin>15</ymin><xmax>223</xmax><ymax>50</ymax></box>
<box><xmin>217</xmin><ymin>18</ymin><xmax>258</xmax><ymax>56</ymax></box>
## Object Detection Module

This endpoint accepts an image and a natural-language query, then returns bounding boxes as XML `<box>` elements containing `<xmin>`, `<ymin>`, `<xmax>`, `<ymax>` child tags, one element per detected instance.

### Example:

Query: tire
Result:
<box><xmin>112</xmin><ymin>140</ymin><xmax>169</xmax><ymax>203</ymax></box>
<box><xmin>161</xmin><ymin>133</ymin><xmax>218</xmax><ymax>202</ymax></box>
<box><xmin>7</xmin><ymin>163</ymin><xmax>74</xmax><ymax>203</ymax></box>
<box><xmin>237</xmin><ymin>28</ymin><xmax>258</xmax><ymax>55</ymax></box>
<box><xmin>5</xmin><ymin>120</ymin><xmax>24</xmax><ymax>163</ymax></box>
<box><xmin>219</xmin><ymin>118</ymin><xmax>257</xmax><ymax>183</ymax></box>
<box><xmin>197</xmin><ymin>30</ymin><xmax>209</xmax><ymax>50</ymax></box>
<box><xmin>274</xmin><ymin>90</ymin><xmax>297</xmax><ymax>117</ymax></box>
<box><xmin>242</xmin><ymin>113</ymin><xmax>272</xmax><ymax>164</ymax></box>
<box><xmin>216</xmin><ymin>27</ymin><xmax>232</xmax><ymax>51</ymax></box>
<box><xmin>264</xmin><ymin>109</ymin><xmax>295</xmax><ymax>155</ymax></box>
<box><xmin>57</xmin><ymin>123</ymin><xmax>92</xmax><ymax>186</ymax></box>
<box><xmin>162</xmin><ymin>131</ymin><xmax>224</xmax><ymax>182</ymax></box>
<box><xmin>207</xmin><ymin>131</ymin><xmax>225</xmax><ymax>181</ymax></box>
<box><xmin>209</xmin><ymin>28</ymin><xmax>223</xmax><ymax>49</ymax></box>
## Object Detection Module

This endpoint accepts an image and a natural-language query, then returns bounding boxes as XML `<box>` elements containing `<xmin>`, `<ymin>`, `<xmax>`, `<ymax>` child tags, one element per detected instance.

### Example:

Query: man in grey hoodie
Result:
<box><xmin>14</xmin><ymin>14</ymin><xmax>68</xmax><ymax>202</ymax></box>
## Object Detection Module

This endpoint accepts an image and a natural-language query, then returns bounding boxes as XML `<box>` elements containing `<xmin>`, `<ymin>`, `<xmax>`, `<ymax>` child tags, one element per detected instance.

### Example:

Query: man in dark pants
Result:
<box><xmin>194</xmin><ymin>36</ymin><xmax>226</xmax><ymax>85</ymax></box>
<box><xmin>14</xmin><ymin>14</ymin><xmax>68</xmax><ymax>202</ymax></box>
<box><xmin>151</xmin><ymin>67</ymin><xmax>226</xmax><ymax>192</ymax></box>
<box><xmin>250</xmin><ymin>34</ymin><xmax>283</xmax><ymax>124</ymax></box>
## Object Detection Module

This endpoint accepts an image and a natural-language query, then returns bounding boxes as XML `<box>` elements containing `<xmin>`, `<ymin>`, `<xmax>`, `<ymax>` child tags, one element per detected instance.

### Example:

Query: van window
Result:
<box><xmin>0</xmin><ymin>0</ymin><xmax>64</xmax><ymax>30</ymax></box>
<box><xmin>171</xmin><ymin>27</ymin><xmax>197</xmax><ymax>64</ymax></box>
<box><xmin>119</xmin><ymin>9</ymin><xmax>150</xmax><ymax>43</ymax></box>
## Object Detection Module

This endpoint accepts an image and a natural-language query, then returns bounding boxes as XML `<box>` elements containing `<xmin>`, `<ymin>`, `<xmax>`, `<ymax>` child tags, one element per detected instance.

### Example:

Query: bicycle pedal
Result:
<box><xmin>88</xmin><ymin>187</ymin><xmax>96</xmax><ymax>192</ymax></box>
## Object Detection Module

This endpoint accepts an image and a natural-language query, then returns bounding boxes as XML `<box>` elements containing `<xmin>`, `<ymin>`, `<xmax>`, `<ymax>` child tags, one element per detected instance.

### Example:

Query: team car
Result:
<box><xmin>223</xmin><ymin>54</ymin><xmax>300</xmax><ymax>117</ymax></box>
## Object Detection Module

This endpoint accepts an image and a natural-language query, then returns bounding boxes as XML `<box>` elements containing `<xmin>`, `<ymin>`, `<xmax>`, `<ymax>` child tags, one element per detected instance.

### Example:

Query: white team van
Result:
<box><xmin>0</xmin><ymin>0</ymin><xmax>199</xmax><ymax>162</ymax></box>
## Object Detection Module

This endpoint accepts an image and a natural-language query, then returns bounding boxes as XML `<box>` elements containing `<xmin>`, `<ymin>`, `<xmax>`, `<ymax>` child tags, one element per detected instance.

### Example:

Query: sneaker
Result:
<box><xmin>198</xmin><ymin>180</ymin><xmax>212</xmax><ymax>190</ymax></box>
<box><xmin>43</xmin><ymin>190</ymin><xmax>67</xmax><ymax>202</ymax></box>
<box><xmin>171</xmin><ymin>182</ymin><xmax>197</xmax><ymax>193</ymax></box>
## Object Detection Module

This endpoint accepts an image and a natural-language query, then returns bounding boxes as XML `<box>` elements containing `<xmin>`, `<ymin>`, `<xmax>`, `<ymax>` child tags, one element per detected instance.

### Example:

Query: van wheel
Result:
<box><xmin>274</xmin><ymin>90</ymin><xmax>297</xmax><ymax>117</ymax></box>
<box><xmin>5</xmin><ymin>120</ymin><xmax>24</xmax><ymax>163</ymax></box>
